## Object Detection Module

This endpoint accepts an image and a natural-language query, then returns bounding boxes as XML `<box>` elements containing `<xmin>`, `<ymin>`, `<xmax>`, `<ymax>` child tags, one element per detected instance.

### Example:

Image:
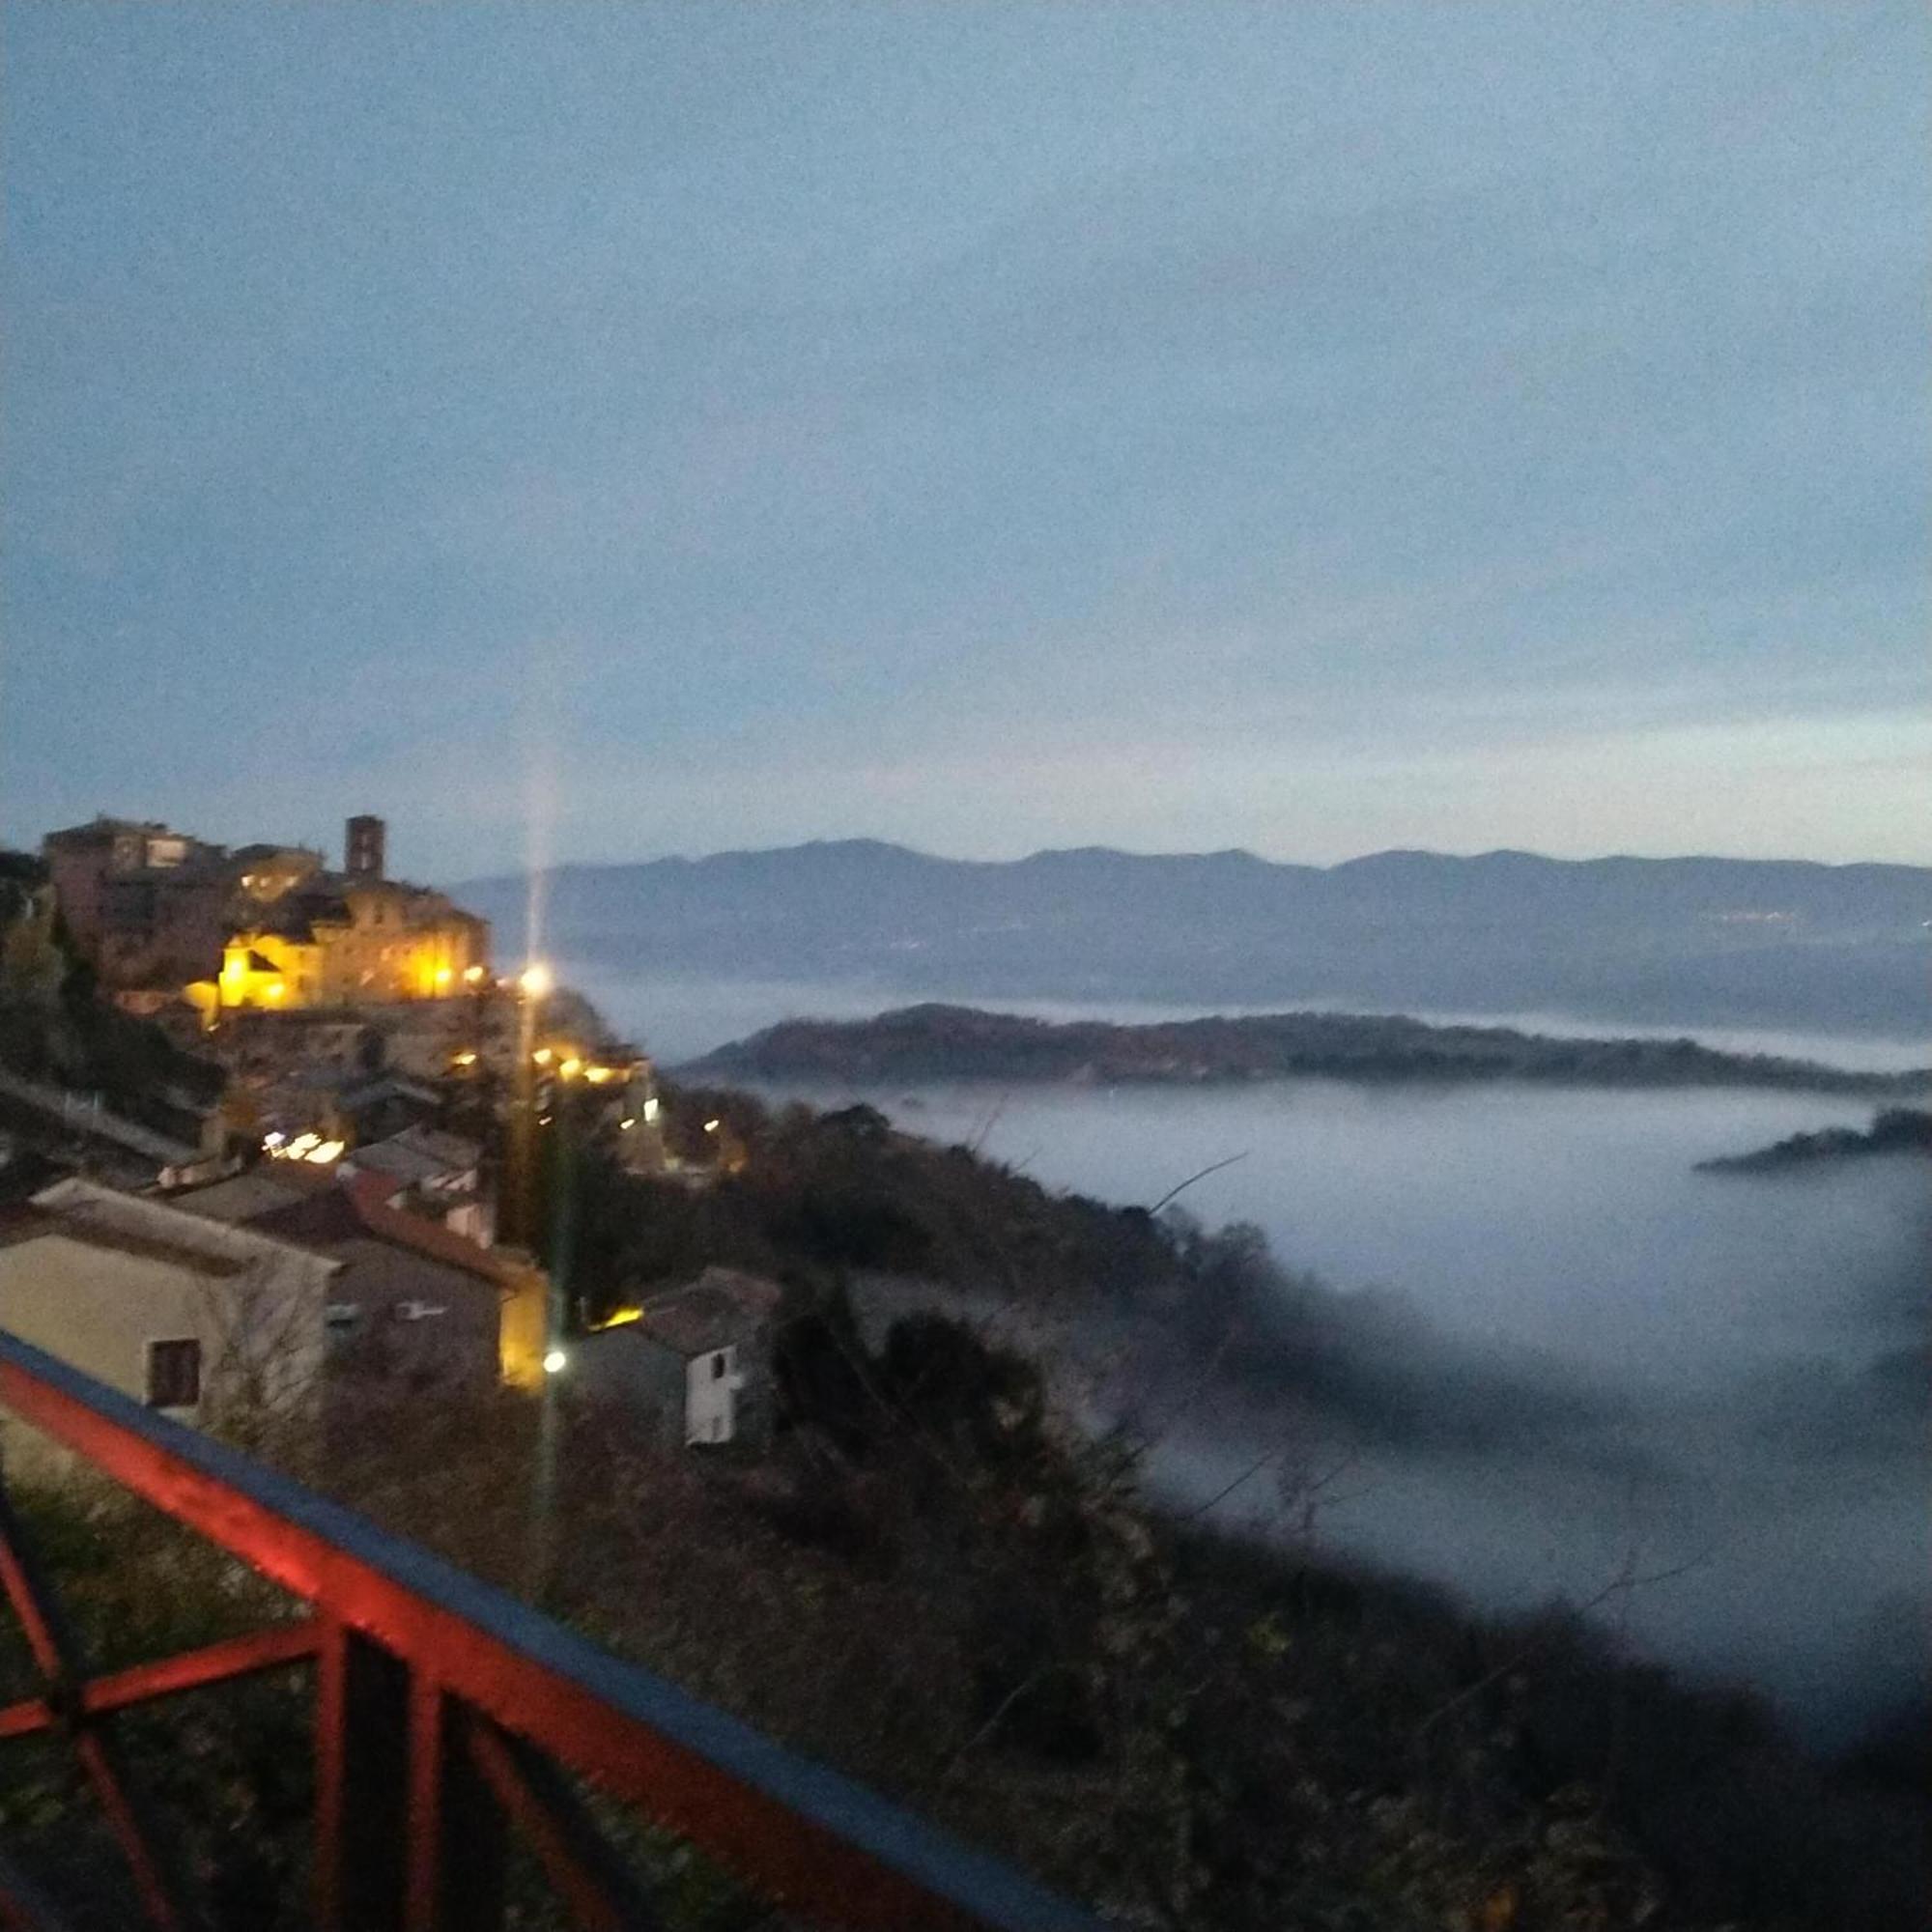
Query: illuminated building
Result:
<box><xmin>49</xmin><ymin>813</ymin><xmax>490</xmax><ymax>1020</ymax></box>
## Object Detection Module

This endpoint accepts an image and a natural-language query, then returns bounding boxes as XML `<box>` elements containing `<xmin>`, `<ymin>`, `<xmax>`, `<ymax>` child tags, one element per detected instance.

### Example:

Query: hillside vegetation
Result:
<box><xmin>0</xmin><ymin>1076</ymin><xmax>1923</xmax><ymax>1927</ymax></box>
<box><xmin>1698</xmin><ymin>1107</ymin><xmax>1932</xmax><ymax>1173</ymax></box>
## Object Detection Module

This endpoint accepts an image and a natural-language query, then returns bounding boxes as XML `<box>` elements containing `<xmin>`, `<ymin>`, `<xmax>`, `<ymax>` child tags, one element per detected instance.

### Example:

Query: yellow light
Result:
<box><xmin>559</xmin><ymin>1058</ymin><xmax>583</xmax><ymax>1080</ymax></box>
<box><xmin>519</xmin><ymin>963</ymin><xmax>553</xmax><ymax>999</ymax></box>
<box><xmin>642</xmin><ymin>1095</ymin><xmax>660</xmax><ymax>1123</ymax></box>
<box><xmin>619</xmin><ymin>1117</ymin><xmax>636</xmax><ymax>1130</ymax></box>
<box><xmin>464</xmin><ymin>964</ymin><xmax>485</xmax><ymax>984</ymax></box>
<box><xmin>703</xmin><ymin>1119</ymin><xmax>721</xmax><ymax>1134</ymax></box>
<box><xmin>542</xmin><ymin>1348</ymin><xmax>568</xmax><ymax>1375</ymax></box>
<box><xmin>452</xmin><ymin>1050</ymin><xmax>477</xmax><ymax>1068</ymax></box>
<box><xmin>594</xmin><ymin>1307</ymin><xmax>642</xmax><ymax>1330</ymax></box>
<box><xmin>584</xmin><ymin>1065</ymin><xmax>612</xmax><ymax>1085</ymax></box>
<box><xmin>267</xmin><ymin>981</ymin><xmax>285</xmax><ymax>1001</ymax></box>
<box><xmin>434</xmin><ymin>966</ymin><xmax>453</xmax><ymax>986</ymax></box>
<box><xmin>532</xmin><ymin>1048</ymin><xmax>553</xmax><ymax>1066</ymax></box>
<box><xmin>305</xmin><ymin>1139</ymin><xmax>345</xmax><ymax>1164</ymax></box>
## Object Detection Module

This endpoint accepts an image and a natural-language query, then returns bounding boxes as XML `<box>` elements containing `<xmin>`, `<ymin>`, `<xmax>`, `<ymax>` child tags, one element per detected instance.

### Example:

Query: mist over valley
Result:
<box><xmin>578</xmin><ymin>958</ymin><xmax>1928</xmax><ymax>1748</ymax></box>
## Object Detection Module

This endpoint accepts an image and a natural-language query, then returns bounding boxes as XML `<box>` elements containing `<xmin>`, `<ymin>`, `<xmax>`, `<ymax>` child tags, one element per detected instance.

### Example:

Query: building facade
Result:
<box><xmin>575</xmin><ymin>1268</ymin><xmax>782</xmax><ymax>1448</ymax></box>
<box><xmin>40</xmin><ymin>814</ymin><xmax>490</xmax><ymax>1019</ymax></box>
<box><xmin>0</xmin><ymin>1178</ymin><xmax>337</xmax><ymax>1471</ymax></box>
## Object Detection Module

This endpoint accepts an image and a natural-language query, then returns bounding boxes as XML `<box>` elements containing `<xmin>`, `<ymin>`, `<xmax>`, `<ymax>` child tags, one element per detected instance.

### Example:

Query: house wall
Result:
<box><xmin>216</xmin><ymin>935</ymin><xmax>325</xmax><ymax>1010</ymax></box>
<box><xmin>495</xmin><ymin>1257</ymin><xmax>552</xmax><ymax>1391</ymax></box>
<box><xmin>323</xmin><ymin>1238</ymin><xmax>499</xmax><ymax>1396</ymax></box>
<box><xmin>0</xmin><ymin>1235</ymin><xmax>327</xmax><ymax>1476</ymax></box>
<box><xmin>43</xmin><ymin>838</ymin><xmax>115</xmax><ymax>951</ymax></box>
<box><xmin>310</xmin><ymin>891</ymin><xmax>485</xmax><ymax>1006</ymax></box>
<box><xmin>98</xmin><ymin>871</ymin><xmax>229</xmax><ymax>986</ymax></box>
<box><xmin>684</xmin><ymin>1345</ymin><xmax>740</xmax><ymax>1445</ymax></box>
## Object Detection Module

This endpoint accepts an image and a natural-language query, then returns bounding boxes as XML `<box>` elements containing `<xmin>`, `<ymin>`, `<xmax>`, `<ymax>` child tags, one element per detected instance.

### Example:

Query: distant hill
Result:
<box><xmin>452</xmin><ymin>841</ymin><xmax>1932</xmax><ymax>1035</ymax></box>
<box><xmin>1698</xmin><ymin>1108</ymin><xmax>1932</xmax><ymax>1174</ymax></box>
<box><xmin>687</xmin><ymin>1003</ymin><xmax>1929</xmax><ymax>1095</ymax></box>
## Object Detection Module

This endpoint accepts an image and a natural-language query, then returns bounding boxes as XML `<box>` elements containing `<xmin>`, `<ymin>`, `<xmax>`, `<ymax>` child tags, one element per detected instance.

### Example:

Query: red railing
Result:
<box><xmin>0</xmin><ymin>1331</ymin><xmax>1106</xmax><ymax>1931</ymax></box>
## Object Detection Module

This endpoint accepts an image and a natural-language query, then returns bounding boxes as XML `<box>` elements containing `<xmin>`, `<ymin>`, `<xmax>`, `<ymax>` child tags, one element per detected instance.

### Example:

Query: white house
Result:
<box><xmin>574</xmin><ymin>1268</ymin><xmax>783</xmax><ymax>1448</ymax></box>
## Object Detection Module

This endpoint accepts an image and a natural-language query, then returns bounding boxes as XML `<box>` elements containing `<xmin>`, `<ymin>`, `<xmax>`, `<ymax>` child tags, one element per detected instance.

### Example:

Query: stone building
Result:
<box><xmin>43</xmin><ymin>812</ymin><xmax>491</xmax><ymax>1018</ymax></box>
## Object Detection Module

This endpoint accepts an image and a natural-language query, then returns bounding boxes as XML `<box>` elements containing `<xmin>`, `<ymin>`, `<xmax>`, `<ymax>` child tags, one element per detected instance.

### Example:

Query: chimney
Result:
<box><xmin>345</xmin><ymin>815</ymin><xmax>386</xmax><ymax>881</ymax></box>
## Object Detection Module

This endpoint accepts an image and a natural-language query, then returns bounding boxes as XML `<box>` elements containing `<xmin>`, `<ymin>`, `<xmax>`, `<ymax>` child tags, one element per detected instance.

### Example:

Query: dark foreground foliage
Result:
<box><xmin>0</xmin><ymin>1298</ymin><xmax>1919</xmax><ymax>1931</ymax></box>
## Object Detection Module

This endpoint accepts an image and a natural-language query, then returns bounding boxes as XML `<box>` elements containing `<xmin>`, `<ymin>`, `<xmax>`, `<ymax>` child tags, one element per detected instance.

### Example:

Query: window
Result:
<box><xmin>711</xmin><ymin>1350</ymin><xmax>727</xmax><ymax>1380</ymax></box>
<box><xmin>146</xmin><ymin>1339</ymin><xmax>202</xmax><ymax>1409</ymax></box>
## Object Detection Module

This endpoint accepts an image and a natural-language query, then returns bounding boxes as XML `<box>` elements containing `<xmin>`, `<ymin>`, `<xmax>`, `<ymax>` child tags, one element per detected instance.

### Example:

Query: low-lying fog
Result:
<box><xmin>855</xmin><ymin>1080</ymin><xmax>1927</xmax><ymax>1746</ymax></box>
<box><xmin>585</xmin><ymin>967</ymin><xmax>1929</xmax><ymax>1747</ymax></box>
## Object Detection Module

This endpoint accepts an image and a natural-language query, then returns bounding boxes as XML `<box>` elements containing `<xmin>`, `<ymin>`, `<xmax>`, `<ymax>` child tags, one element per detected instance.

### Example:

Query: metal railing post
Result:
<box><xmin>404</xmin><ymin>1677</ymin><xmax>507</xmax><ymax>1932</ymax></box>
<box><xmin>314</xmin><ymin>1617</ymin><xmax>410</xmax><ymax>1932</ymax></box>
<box><xmin>0</xmin><ymin>1332</ymin><xmax>1109</xmax><ymax>1932</ymax></box>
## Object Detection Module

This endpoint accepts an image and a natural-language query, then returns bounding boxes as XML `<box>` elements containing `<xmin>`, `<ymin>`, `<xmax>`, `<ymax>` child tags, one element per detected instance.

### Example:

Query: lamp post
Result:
<box><xmin>507</xmin><ymin>963</ymin><xmax>552</xmax><ymax>1250</ymax></box>
<box><xmin>512</xmin><ymin>963</ymin><xmax>569</xmax><ymax>1600</ymax></box>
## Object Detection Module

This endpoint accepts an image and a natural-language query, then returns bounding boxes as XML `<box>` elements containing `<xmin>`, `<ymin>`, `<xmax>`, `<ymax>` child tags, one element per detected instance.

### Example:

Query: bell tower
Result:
<box><xmin>345</xmin><ymin>814</ymin><xmax>386</xmax><ymax>881</ymax></box>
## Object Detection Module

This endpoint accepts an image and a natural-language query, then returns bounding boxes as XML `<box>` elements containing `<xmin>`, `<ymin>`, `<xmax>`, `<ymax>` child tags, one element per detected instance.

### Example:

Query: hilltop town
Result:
<box><xmin>25</xmin><ymin>810</ymin><xmax>660</xmax><ymax>1166</ymax></box>
<box><xmin>0</xmin><ymin>811</ymin><xmax>787</xmax><ymax>1455</ymax></box>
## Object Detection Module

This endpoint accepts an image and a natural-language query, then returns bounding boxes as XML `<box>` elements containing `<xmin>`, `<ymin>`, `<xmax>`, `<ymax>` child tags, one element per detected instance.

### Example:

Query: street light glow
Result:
<box><xmin>542</xmin><ymin>1349</ymin><xmax>568</xmax><ymax>1375</ymax></box>
<box><xmin>519</xmin><ymin>962</ymin><xmax>554</xmax><ymax>999</ymax></box>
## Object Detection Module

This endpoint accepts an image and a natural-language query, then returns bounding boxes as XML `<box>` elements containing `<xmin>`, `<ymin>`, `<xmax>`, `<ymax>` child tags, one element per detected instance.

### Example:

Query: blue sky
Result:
<box><xmin>3</xmin><ymin>4</ymin><xmax>1924</xmax><ymax>879</ymax></box>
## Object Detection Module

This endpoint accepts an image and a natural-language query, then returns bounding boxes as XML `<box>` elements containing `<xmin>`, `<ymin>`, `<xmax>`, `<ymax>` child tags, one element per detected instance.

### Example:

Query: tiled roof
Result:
<box><xmin>251</xmin><ymin>1171</ymin><xmax>522</xmax><ymax>1290</ymax></box>
<box><xmin>43</xmin><ymin>817</ymin><xmax>161</xmax><ymax>846</ymax></box>
<box><xmin>28</xmin><ymin>1178</ymin><xmax>342</xmax><ymax>1277</ymax></box>
<box><xmin>348</xmin><ymin>1126</ymin><xmax>480</xmax><ymax>1187</ymax></box>
<box><xmin>169</xmin><ymin>1171</ymin><xmax>311</xmax><ymax>1224</ymax></box>
<box><xmin>633</xmin><ymin>1267</ymin><xmax>782</xmax><ymax>1358</ymax></box>
<box><xmin>0</xmin><ymin>1203</ymin><xmax>247</xmax><ymax>1278</ymax></box>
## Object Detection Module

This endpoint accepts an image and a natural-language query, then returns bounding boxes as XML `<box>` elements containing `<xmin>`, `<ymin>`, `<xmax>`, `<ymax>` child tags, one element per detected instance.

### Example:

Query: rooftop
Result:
<box><xmin>345</xmin><ymin>1125</ymin><xmax>481</xmax><ymax>1188</ymax></box>
<box><xmin>628</xmin><ymin>1267</ymin><xmax>783</xmax><ymax>1358</ymax></box>
<box><xmin>247</xmin><ymin>1170</ymin><xmax>522</xmax><ymax>1290</ymax></box>
<box><xmin>12</xmin><ymin>1177</ymin><xmax>341</xmax><ymax>1279</ymax></box>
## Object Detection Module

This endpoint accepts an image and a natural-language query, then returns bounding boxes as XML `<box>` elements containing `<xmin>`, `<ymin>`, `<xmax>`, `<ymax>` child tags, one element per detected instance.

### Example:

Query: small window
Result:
<box><xmin>711</xmin><ymin>1350</ymin><xmax>727</xmax><ymax>1380</ymax></box>
<box><xmin>146</xmin><ymin>1339</ymin><xmax>202</xmax><ymax>1409</ymax></box>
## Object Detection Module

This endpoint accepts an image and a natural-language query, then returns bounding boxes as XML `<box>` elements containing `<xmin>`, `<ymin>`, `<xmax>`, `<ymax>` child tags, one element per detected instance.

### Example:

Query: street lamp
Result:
<box><xmin>519</xmin><ymin>962</ymin><xmax>554</xmax><ymax>1000</ymax></box>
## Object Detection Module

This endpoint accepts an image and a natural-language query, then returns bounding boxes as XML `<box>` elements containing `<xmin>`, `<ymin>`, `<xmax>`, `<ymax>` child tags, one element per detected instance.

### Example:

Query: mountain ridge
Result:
<box><xmin>457</xmin><ymin>838</ymin><xmax>1932</xmax><ymax>892</ymax></box>
<box><xmin>450</xmin><ymin>841</ymin><xmax>1932</xmax><ymax>1037</ymax></box>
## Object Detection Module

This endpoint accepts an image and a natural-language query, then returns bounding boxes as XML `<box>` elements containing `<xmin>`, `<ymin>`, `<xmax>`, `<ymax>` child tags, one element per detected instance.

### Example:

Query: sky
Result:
<box><xmin>2</xmin><ymin>4</ymin><xmax>1925</xmax><ymax>881</ymax></box>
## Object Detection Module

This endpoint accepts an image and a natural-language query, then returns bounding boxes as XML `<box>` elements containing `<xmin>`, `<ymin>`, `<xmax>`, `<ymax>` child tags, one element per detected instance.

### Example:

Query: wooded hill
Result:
<box><xmin>689</xmin><ymin>1002</ymin><xmax>1928</xmax><ymax>1095</ymax></box>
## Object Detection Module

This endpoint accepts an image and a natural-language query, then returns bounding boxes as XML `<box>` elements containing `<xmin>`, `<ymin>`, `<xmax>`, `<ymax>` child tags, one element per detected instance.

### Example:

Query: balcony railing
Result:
<box><xmin>0</xmin><ymin>1330</ymin><xmax>1106</xmax><ymax>1931</ymax></box>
